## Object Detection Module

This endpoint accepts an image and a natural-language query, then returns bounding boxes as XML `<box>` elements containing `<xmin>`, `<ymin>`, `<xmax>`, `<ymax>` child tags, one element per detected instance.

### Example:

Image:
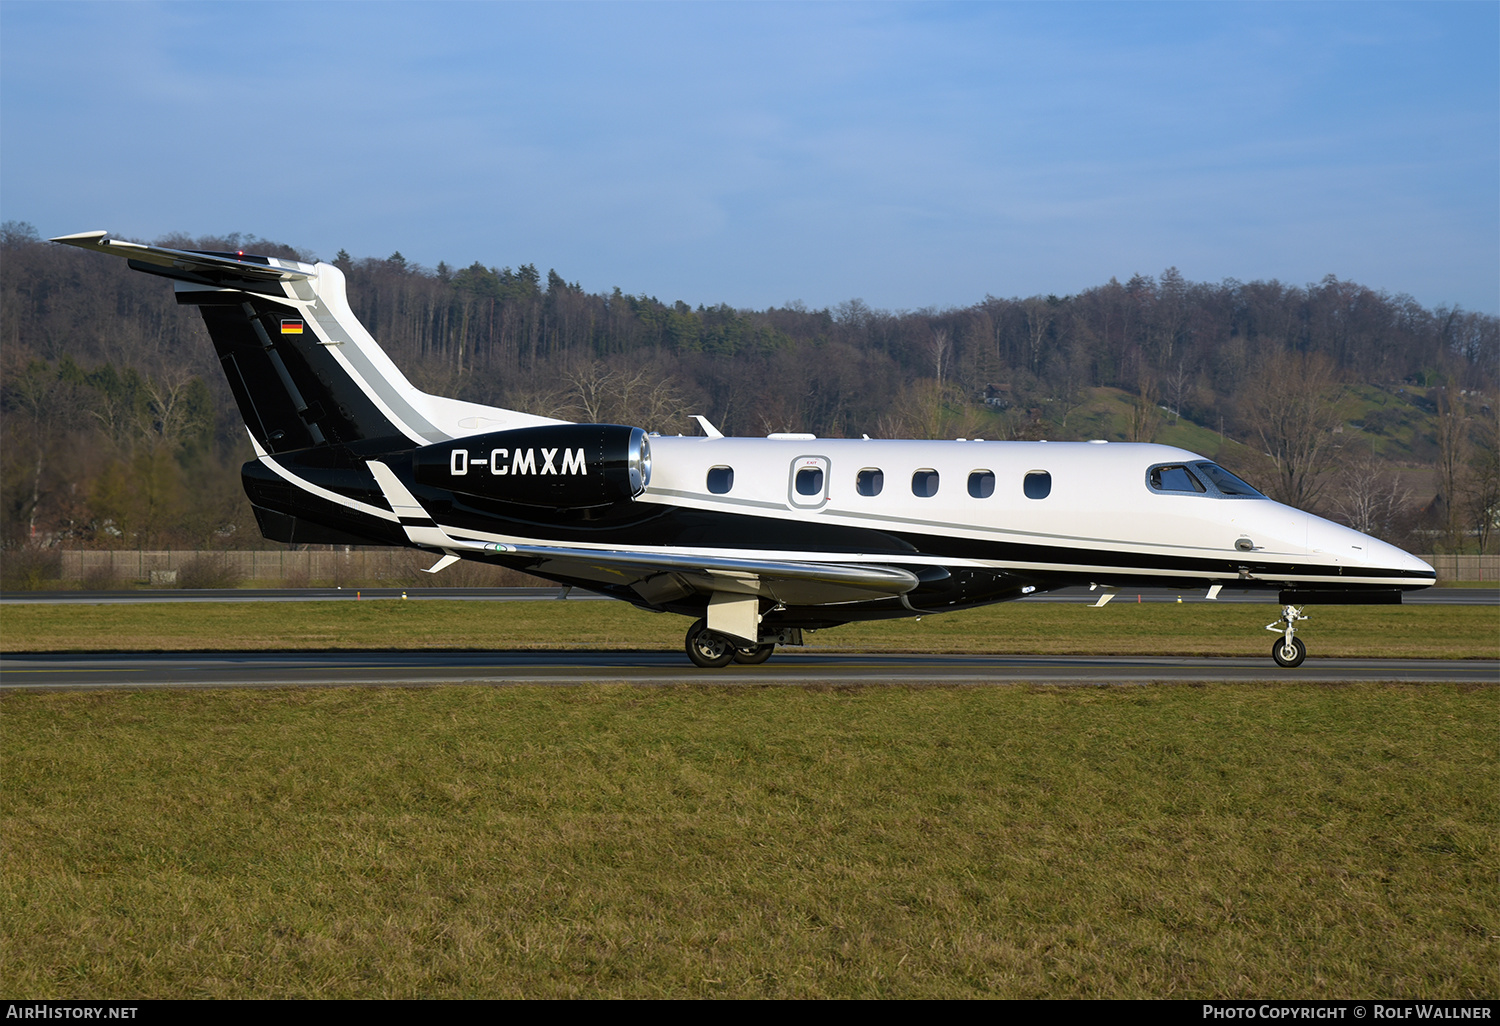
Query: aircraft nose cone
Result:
<box><xmin>1306</xmin><ymin>517</ymin><xmax>1369</xmax><ymax>560</ymax></box>
<box><xmin>1306</xmin><ymin>516</ymin><xmax>1433</xmax><ymax>577</ymax></box>
<box><xmin>1401</xmin><ymin>548</ymin><xmax>1437</xmax><ymax>578</ymax></box>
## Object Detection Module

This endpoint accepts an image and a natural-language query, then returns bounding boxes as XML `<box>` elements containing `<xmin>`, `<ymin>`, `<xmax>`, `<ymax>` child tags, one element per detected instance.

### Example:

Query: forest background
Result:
<box><xmin>2</xmin><ymin>223</ymin><xmax>1496</xmax><ymax>583</ymax></box>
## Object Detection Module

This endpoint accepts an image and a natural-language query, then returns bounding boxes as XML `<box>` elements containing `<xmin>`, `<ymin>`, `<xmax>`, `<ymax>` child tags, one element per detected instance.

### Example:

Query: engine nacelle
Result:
<box><xmin>412</xmin><ymin>424</ymin><xmax>650</xmax><ymax>507</ymax></box>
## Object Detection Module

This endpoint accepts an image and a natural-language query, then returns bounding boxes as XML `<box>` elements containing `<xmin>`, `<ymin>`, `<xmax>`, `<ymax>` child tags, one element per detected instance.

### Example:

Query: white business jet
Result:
<box><xmin>51</xmin><ymin>231</ymin><xmax>1435</xmax><ymax>668</ymax></box>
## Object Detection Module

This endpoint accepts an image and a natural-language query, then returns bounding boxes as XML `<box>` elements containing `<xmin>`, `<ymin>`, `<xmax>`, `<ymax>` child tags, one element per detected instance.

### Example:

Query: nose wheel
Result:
<box><xmin>1266</xmin><ymin>605</ymin><xmax>1308</xmax><ymax>668</ymax></box>
<box><xmin>1271</xmin><ymin>635</ymin><xmax>1307</xmax><ymax>668</ymax></box>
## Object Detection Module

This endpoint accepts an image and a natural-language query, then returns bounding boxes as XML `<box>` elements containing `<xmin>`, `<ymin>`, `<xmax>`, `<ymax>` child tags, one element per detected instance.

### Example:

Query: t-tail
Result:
<box><xmin>51</xmin><ymin>231</ymin><xmax>576</xmax><ymax>546</ymax></box>
<box><xmin>50</xmin><ymin>231</ymin><xmax>562</xmax><ymax>455</ymax></box>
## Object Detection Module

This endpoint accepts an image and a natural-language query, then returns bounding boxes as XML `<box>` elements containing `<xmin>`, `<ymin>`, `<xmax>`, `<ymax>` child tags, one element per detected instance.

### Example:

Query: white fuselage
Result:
<box><xmin>633</xmin><ymin>435</ymin><xmax>1430</xmax><ymax>588</ymax></box>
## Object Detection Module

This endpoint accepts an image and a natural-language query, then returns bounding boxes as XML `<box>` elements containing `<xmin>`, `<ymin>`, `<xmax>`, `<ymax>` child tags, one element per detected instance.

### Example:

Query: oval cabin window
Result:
<box><xmin>912</xmin><ymin>470</ymin><xmax>939</xmax><ymax>497</ymax></box>
<box><xmin>856</xmin><ymin>469</ymin><xmax>884</xmax><ymax>496</ymax></box>
<box><xmin>707</xmin><ymin>466</ymin><xmax>734</xmax><ymax>494</ymax></box>
<box><xmin>968</xmin><ymin>470</ymin><xmax>995</xmax><ymax>498</ymax></box>
<box><xmin>1023</xmin><ymin>471</ymin><xmax>1051</xmax><ymax>499</ymax></box>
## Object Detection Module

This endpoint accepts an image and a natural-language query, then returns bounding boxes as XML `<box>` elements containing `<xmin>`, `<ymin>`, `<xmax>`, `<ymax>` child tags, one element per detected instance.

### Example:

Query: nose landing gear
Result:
<box><xmin>1266</xmin><ymin>604</ymin><xmax>1309</xmax><ymax>668</ymax></box>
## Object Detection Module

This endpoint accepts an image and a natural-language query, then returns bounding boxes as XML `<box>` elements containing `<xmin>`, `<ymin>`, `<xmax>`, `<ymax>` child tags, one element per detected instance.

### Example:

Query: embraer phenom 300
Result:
<box><xmin>51</xmin><ymin>231</ymin><xmax>1436</xmax><ymax>668</ymax></box>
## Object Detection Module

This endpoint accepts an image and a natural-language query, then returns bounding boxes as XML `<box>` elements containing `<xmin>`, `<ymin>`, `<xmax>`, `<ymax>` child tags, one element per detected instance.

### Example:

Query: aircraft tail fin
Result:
<box><xmin>51</xmin><ymin>232</ymin><xmax>565</xmax><ymax>455</ymax></box>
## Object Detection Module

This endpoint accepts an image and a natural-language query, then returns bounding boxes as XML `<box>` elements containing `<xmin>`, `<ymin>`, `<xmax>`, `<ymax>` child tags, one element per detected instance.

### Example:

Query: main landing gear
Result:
<box><xmin>683</xmin><ymin>619</ymin><xmax>783</xmax><ymax>668</ymax></box>
<box><xmin>1266</xmin><ymin>604</ymin><xmax>1309</xmax><ymax>668</ymax></box>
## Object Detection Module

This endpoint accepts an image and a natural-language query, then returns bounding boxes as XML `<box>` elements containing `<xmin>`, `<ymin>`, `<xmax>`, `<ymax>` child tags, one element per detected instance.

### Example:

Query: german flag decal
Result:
<box><xmin>280</xmin><ymin>318</ymin><xmax>304</xmax><ymax>335</ymax></box>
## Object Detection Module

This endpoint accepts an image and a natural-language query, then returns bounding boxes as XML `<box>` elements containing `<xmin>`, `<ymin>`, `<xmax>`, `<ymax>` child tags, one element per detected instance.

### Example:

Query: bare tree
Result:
<box><xmin>555</xmin><ymin>357</ymin><xmax>695</xmax><ymax>434</ymax></box>
<box><xmin>1434</xmin><ymin>381</ymin><xmax>1470</xmax><ymax>549</ymax></box>
<box><xmin>139</xmin><ymin>367</ymin><xmax>198</xmax><ymax>451</ymax></box>
<box><xmin>1127</xmin><ymin>373</ymin><xmax>1162</xmax><ymax>443</ymax></box>
<box><xmin>1465</xmin><ymin>399</ymin><xmax>1499</xmax><ymax>553</ymax></box>
<box><xmin>1241</xmin><ymin>351</ymin><xmax>1344</xmax><ymax>509</ymax></box>
<box><xmin>874</xmin><ymin>380</ymin><xmax>989</xmax><ymax>441</ymax></box>
<box><xmin>1327</xmin><ymin>452</ymin><xmax>1414</xmax><ymax>541</ymax></box>
<box><xmin>929</xmin><ymin>328</ymin><xmax>951</xmax><ymax>387</ymax></box>
<box><xmin>1022</xmin><ymin>299</ymin><xmax>1051</xmax><ymax>373</ymax></box>
<box><xmin>1162</xmin><ymin>360</ymin><xmax>1197</xmax><ymax>422</ymax></box>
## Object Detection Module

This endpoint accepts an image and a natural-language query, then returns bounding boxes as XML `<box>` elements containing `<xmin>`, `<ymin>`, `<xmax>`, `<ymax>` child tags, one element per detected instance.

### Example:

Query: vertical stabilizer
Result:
<box><xmin>51</xmin><ymin>232</ymin><xmax>567</xmax><ymax>455</ymax></box>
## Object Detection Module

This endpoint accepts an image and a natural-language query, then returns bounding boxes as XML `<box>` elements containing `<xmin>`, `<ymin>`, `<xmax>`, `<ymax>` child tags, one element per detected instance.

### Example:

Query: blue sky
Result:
<box><xmin>3</xmin><ymin>1</ymin><xmax>1496</xmax><ymax>314</ymax></box>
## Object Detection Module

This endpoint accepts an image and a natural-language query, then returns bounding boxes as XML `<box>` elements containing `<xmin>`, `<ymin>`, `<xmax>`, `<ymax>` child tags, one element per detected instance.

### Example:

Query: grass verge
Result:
<box><xmin>2</xmin><ymin>683</ymin><xmax>1494</xmax><ymax>998</ymax></box>
<box><xmin>2</xmin><ymin>600</ymin><xmax>1496</xmax><ymax>659</ymax></box>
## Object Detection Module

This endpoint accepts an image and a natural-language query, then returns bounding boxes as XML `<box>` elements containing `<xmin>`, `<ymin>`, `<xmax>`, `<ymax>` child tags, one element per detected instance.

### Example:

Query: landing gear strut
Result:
<box><xmin>1266</xmin><ymin>604</ymin><xmax>1308</xmax><ymax>668</ymax></box>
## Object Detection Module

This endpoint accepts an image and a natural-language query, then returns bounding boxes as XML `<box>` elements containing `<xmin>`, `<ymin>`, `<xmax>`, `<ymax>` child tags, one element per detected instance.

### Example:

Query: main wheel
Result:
<box><xmin>733</xmin><ymin>644</ymin><xmax>775</xmax><ymax>665</ymax></box>
<box><xmin>1271</xmin><ymin>636</ymin><xmax>1306</xmax><ymax>668</ymax></box>
<box><xmin>685</xmin><ymin>619</ymin><xmax>736</xmax><ymax>668</ymax></box>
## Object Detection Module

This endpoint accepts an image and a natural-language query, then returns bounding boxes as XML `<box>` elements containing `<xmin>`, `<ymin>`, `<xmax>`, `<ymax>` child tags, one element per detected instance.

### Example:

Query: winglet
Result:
<box><xmin>691</xmin><ymin>415</ymin><xmax>723</xmax><ymax>439</ymax></box>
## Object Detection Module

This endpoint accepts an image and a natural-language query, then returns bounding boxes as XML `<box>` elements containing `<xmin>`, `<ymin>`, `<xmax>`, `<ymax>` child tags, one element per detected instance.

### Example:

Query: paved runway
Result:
<box><xmin>4</xmin><ymin>650</ymin><xmax>1495</xmax><ymax>689</ymax></box>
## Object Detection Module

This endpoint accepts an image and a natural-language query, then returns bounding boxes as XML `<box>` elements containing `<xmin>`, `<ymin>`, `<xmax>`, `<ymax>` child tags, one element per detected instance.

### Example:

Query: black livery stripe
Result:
<box><xmin>255</xmin><ymin>454</ymin><xmax>1431</xmax><ymax>590</ymax></box>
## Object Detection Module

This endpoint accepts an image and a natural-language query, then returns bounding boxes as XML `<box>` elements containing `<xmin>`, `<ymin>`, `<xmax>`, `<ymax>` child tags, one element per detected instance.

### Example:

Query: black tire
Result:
<box><xmin>685</xmin><ymin>619</ymin><xmax>735</xmax><ymax>668</ymax></box>
<box><xmin>732</xmin><ymin>644</ymin><xmax>775</xmax><ymax>665</ymax></box>
<box><xmin>1271</xmin><ymin>636</ymin><xmax>1306</xmax><ymax>668</ymax></box>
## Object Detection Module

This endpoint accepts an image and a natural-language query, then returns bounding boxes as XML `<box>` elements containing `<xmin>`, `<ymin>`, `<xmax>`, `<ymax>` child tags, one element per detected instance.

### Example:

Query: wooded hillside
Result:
<box><xmin>2</xmin><ymin>222</ymin><xmax>1496</xmax><ymax>563</ymax></box>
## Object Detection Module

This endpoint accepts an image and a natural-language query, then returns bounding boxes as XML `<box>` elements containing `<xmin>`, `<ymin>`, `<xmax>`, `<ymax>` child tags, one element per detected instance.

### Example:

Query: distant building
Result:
<box><xmin>983</xmin><ymin>383</ymin><xmax>1013</xmax><ymax>408</ymax></box>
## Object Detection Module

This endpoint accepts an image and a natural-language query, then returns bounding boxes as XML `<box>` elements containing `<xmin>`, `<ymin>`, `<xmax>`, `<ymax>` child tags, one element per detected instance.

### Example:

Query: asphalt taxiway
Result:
<box><xmin>3</xmin><ymin>650</ymin><xmax>1494</xmax><ymax>689</ymax></box>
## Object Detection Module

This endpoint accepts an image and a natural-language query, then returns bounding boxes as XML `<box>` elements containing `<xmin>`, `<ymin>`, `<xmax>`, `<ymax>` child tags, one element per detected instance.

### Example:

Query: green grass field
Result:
<box><xmin>2</xmin><ymin>598</ymin><xmax>1495</xmax><ymax>659</ymax></box>
<box><xmin>3</xmin><ymin>600</ymin><xmax>1495</xmax><ymax>997</ymax></box>
<box><xmin>3</xmin><ymin>683</ymin><xmax>1495</xmax><ymax>998</ymax></box>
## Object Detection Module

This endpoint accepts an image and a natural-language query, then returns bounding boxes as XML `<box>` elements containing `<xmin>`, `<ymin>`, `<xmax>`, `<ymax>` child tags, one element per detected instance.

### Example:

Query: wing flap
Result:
<box><xmin>488</xmin><ymin>540</ymin><xmax>920</xmax><ymax>605</ymax></box>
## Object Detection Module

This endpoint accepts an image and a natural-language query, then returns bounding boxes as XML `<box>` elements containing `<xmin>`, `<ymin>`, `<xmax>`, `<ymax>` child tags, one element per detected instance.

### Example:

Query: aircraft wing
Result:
<box><xmin>50</xmin><ymin>231</ymin><xmax>313</xmax><ymax>283</ymax></box>
<box><xmin>365</xmin><ymin>460</ymin><xmax>918</xmax><ymax>608</ymax></box>
<box><xmin>478</xmin><ymin>539</ymin><xmax>920</xmax><ymax>607</ymax></box>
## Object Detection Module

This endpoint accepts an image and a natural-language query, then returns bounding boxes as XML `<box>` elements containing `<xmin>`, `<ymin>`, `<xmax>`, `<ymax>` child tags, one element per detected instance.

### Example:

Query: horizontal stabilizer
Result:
<box><xmin>50</xmin><ymin>231</ymin><xmax>313</xmax><ymax>283</ymax></box>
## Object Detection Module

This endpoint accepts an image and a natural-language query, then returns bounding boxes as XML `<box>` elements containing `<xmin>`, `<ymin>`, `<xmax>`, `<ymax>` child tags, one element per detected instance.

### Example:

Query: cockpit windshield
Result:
<box><xmin>1146</xmin><ymin>461</ymin><xmax>1267</xmax><ymax>498</ymax></box>
<box><xmin>1149</xmin><ymin>464</ymin><xmax>1205</xmax><ymax>493</ymax></box>
<box><xmin>1192</xmin><ymin>462</ymin><xmax>1265</xmax><ymax>498</ymax></box>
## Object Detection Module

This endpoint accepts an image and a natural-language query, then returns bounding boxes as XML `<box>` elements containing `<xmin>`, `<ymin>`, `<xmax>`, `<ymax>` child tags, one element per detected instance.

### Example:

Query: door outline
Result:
<box><xmin>787</xmin><ymin>455</ymin><xmax>831</xmax><ymax>509</ymax></box>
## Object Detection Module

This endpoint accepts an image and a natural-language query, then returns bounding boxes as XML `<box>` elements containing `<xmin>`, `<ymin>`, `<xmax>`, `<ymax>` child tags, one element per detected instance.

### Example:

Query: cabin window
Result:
<box><xmin>968</xmin><ymin>470</ymin><xmax>995</xmax><ymax>499</ymax></box>
<box><xmin>1023</xmin><ymin>471</ymin><xmax>1051</xmax><ymax>499</ymax></box>
<box><xmin>1192</xmin><ymin>462</ymin><xmax>1264</xmax><ymax>498</ymax></box>
<box><xmin>856</xmin><ymin>468</ymin><xmax>884</xmax><ymax>496</ymax></box>
<box><xmin>707</xmin><ymin>466</ymin><xmax>734</xmax><ymax>494</ymax></box>
<box><xmin>1148</xmin><ymin>464</ymin><xmax>1206</xmax><ymax>494</ymax></box>
<box><xmin>795</xmin><ymin>466</ymin><xmax>824</xmax><ymax>496</ymax></box>
<box><xmin>912</xmin><ymin>469</ymin><xmax>939</xmax><ymax>497</ymax></box>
